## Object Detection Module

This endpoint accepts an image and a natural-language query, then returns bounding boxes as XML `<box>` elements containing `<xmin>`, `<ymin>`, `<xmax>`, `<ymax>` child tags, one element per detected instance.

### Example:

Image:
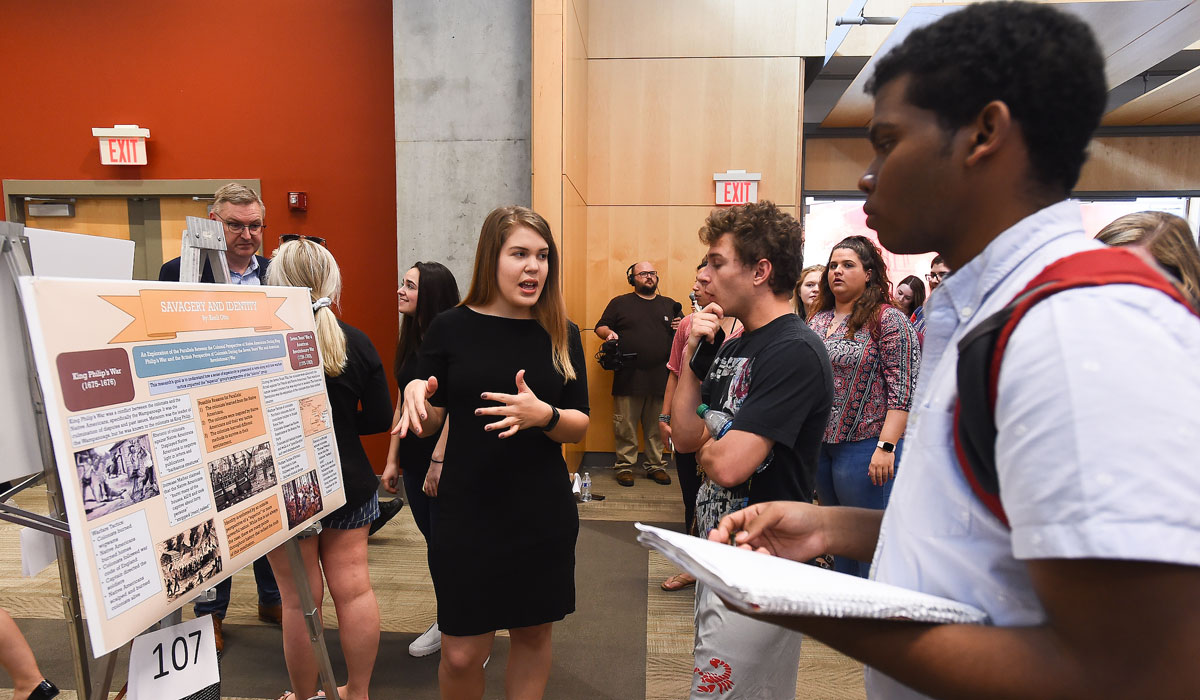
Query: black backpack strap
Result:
<box><xmin>952</xmin><ymin>247</ymin><xmax>1199</xmax><ymax>528</ymax></box>
<box><xmin>954</xmin><ymin>305</ymin><xmax>1016</xmax><ymax>526</ymax></box>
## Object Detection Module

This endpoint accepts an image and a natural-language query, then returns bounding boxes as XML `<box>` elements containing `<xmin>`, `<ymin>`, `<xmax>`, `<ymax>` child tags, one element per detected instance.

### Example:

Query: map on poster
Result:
<box><xmin>16</xmin><ymin>278</ymin><xmax>346</xmax><ymax>657</ymax></box>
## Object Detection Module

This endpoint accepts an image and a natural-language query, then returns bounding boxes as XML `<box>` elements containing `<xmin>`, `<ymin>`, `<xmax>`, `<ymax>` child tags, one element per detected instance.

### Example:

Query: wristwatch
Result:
<box><xmin>876</xmin><ymin>440</ymin><xmax>896</xmax><ymax>453</ymax></box>
<box><xmin>541</xmin><ymin>405</ymin><xmax>561</xmax><ymax>432</ymax></box>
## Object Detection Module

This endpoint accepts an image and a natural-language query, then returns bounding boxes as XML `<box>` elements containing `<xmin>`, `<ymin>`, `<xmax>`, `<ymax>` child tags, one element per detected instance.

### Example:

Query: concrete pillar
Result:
<box><xmin>393</xmin><ymin>0</ymin><xmax>532</xmax><ymax>294</ymax></box>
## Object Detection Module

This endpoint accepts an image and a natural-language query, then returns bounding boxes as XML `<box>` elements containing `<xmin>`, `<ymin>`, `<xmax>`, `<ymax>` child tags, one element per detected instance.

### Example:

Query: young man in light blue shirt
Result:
<box><xmin>709</xmin><ymin>3</ymin><xmax>1200</xmax><ymax>698</ymax></box>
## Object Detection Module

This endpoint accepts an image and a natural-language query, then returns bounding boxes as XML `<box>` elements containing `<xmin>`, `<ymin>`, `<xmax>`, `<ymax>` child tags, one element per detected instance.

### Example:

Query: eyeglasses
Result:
<box><xmin>215</xmin><ymin>214</ymin><xmax>265</xmax><ymax>235</ymax></box>
<box><xmin>926</xmin><ymin>271</ymin><xmax>944</xmax><ymax>281</ymax></box>
<box><xmin>634</xmin><ymin>271</ymin><xmax>658</xmax><ymax>278</ymax></box>
<box><xmin>280</xmin><ymin>234</ymin><xmax>327</xmax><ymax>246</ymax></box>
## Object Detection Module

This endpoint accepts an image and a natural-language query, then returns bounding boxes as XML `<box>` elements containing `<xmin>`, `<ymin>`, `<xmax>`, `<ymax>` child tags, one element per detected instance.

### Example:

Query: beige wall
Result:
<box><xmin>804</xmin><ymin>135</ymin><xmax>1200</xmax><ymax>193</ymax></box>
<box><xmin>534</xmin><ymin>0</ymin><xmax>1200</xmax><ymax>458</ymax></box>
<box><xmin>534</xmin><ymin>0</ymin><xmax>810</xmax><ymax>454</ymax></box>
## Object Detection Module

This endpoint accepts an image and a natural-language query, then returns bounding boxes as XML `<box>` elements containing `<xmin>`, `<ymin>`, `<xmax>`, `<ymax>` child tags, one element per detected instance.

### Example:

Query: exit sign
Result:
<box><xmin>92</xmin><ymin>125</ymin><xmax>150</xmax><ymax>165</ymax></box>
<box><xmin>714</xmin><ymin>170</ymin><xmax>760</xmax><ymax>206</ymax></box>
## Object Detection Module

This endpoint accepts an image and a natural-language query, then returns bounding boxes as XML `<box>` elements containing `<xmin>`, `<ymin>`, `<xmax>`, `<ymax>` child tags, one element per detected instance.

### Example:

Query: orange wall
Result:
<box><xmin>0</xmin><ymin>1</ymin><xmax>399</xmax><ymax>465</ymax></box>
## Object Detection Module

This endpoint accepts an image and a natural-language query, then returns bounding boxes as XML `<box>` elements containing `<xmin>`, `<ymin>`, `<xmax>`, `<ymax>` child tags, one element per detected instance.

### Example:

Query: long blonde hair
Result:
<box><xmin>1096</xmin><ymin>211</ymin><xmax>1200</xmax><ymax>302</ymax></box>
<box><xmin>266</xmin><ymin>240</ymin><xmax>348</xmax><ymax>376</ymax></box>
<box><xmin>461</xmin><ymin>206</ymin><xmax>575</xmax><ymax>381</ymax></box>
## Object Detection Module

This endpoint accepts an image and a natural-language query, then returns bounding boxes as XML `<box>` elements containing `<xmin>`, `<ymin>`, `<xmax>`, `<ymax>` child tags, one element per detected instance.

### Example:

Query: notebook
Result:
<box><xmin>636</xmin><ymin>523</ymin><xmax>989</xmax><ymax>625</ymax></box>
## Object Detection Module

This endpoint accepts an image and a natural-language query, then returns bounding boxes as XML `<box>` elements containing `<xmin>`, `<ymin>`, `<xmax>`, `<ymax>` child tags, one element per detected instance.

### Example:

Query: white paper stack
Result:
<box><xmin>636</xmin><ymin>523</ymin><xmax>989</xmax><ymax>625</ymax></box>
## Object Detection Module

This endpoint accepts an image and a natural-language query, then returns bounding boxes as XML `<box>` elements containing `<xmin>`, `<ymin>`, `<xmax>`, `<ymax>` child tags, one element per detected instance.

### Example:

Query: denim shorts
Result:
<box><xmin>320</xmin><ymin>491</ymin><xmax>380</xmax><ymax>531</ymax></box>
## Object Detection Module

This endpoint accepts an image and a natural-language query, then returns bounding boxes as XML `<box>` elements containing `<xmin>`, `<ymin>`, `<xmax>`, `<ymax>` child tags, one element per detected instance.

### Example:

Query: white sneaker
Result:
<box><xmin>409</xmin><ymin>622</ymin><xmax>441</xmax><ymax>657</ymax></box>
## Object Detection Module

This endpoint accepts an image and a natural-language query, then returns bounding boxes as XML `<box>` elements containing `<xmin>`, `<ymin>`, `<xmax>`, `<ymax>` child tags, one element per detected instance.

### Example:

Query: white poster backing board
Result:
<box><xmin>0</xmin><ymin>228</ymin><xmax>135</xmax><ymax>483</ymax></box>
<box><xmin>17</xmin><ymin>277</ymin><xmax>345</xmax><ymax>656</ymax></box>
<box><xmin>25</xmin><ymin>227</ymin><xmax>135</xmax><ymax>280</ymax></box>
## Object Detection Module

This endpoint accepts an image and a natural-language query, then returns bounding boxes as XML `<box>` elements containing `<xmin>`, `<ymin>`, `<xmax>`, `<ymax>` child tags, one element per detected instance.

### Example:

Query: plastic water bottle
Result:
<box><xmin>580</xmin><ymin>471</ymin><xmax>592</xmax><ymax>502</ymax></box>
<box><xmin>697</xmin><ymin>403</ymin><xmax>733</xmax><ymax>439</ymax></box>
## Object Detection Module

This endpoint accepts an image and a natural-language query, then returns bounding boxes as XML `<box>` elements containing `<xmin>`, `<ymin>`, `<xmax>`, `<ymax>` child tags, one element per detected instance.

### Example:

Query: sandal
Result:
<box><xmin>660</xmin><ymin>572</ymin><xmax>697</xmax><ymax>591</ymax></box>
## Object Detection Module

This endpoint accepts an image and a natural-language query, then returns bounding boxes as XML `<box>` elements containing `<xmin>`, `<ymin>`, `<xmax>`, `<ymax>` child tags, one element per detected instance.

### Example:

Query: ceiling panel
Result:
<box><xmin>821</xmin><ymin>0</ymin><xmax>1199</xmax><ymax>128</ymax></box>
<box><xmin>1104</xmin><ymin>65</ymin><xmax>1200</xmax><ymax>124</ymax></box>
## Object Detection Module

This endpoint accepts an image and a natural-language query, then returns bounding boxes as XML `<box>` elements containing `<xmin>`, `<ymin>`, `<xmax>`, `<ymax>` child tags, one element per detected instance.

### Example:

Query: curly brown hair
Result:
<box><xmin>814</xmin><ymin>235</ymin><xmax>894</xmax><ymax>338</ymax></box>
<box><xmin>698</xmin><ymin>200</ymin><xmax>803</xmax><ymax>296</ymax></box>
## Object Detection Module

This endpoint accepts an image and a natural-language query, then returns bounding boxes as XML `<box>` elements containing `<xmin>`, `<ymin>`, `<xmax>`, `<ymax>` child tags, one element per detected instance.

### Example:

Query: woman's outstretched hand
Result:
<box><xmin>476</xmin><ymin>369</ymin><xmax>552</xmax><ymax>439</ymax></box>
<box><xmin>394</xmin><ymin>376</ymin><xmax>438</xmax><ymax>437</ymax></box>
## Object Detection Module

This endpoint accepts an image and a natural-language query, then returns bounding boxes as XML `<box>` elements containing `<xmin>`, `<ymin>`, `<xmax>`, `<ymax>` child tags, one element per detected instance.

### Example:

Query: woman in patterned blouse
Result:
<box><xmin>807</xmin><ymin>236</ymin><xmax>921</xmax><ymax>577</ymax></box>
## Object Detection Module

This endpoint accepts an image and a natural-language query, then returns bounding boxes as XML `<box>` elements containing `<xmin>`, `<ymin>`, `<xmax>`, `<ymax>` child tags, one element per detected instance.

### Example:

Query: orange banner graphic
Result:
<box><xmin>101</xmin><ymin>290</ymin><xmax>290</xmax><ymax>343</ymax></box>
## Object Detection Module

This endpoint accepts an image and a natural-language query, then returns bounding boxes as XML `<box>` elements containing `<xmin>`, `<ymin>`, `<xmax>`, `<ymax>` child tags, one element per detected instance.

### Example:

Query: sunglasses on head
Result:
<box><xmin>279</xmin><ymin>234</ymin><xmax>327</xmax><ymax>246</ymax></box>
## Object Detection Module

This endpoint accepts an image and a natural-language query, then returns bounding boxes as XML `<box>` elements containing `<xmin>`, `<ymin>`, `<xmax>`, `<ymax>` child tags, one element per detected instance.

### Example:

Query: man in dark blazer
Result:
<box><xmin>157</xmin><ymin>183</ymin><xmax>279</xmax><ymax>652</ymax></box>
<box><xmin>158</xmin><ymin>182</ymin><xmax>270</xmax><ymax>284</ymax></box>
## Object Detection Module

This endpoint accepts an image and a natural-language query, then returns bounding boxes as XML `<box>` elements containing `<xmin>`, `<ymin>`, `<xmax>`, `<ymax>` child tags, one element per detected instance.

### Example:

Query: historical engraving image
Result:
<box><xmin>208</xmin><ymin>441</ymin><xmax>277</xmax><ymax>512</ymax></box>
<box><xmin>75</xmin><ymin>434</ymin><xmax>160</xmax><ymax>521</ymax></box>
<box><xmin>156</xmin><ymin>519</ymin><xmax>222</xmax><ymax>602</ymax></box>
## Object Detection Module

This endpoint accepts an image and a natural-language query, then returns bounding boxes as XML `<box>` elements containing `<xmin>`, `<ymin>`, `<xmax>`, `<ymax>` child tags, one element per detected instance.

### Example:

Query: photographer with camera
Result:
<box><xmin>595</xmin><ymin>261</ymin><xmax>681</xmax><ymax>487</ymax></box>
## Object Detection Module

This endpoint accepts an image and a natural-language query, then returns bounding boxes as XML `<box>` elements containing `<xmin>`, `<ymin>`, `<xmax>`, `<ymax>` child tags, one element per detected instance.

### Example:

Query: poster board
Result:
<box><xmin>17</xmin><ymin>277</ymin><xmax>346</xmax><ymax>657</ymax></box>
<box><xmin>0</xmin><ymin>228</ymin><xmax>135</xmax><ymax>482</ymax></box>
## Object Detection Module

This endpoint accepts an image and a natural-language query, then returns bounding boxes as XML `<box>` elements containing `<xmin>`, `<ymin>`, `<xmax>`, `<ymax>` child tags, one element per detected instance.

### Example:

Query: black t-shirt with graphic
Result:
<box><xmin>695</xmin><ymin>313</ymin><xmax>833</xmax><ymax>533</ymax></box>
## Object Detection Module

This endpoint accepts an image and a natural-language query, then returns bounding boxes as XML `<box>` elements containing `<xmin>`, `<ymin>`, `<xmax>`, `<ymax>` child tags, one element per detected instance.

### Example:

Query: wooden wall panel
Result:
<box><xmin>1076</xmin><ymin>135</ymin><xmax>1200</xmax><ymax>191</ymax></box>
<box><xmin>532</xmin><ymin>3</ymin><xmax>565</xmax><ymax>238</ymax></box>
<box><xmin>589</xmin><ymin>57</ymin><xmax>801</xmax><ymax>206</ymax></box>
<box><xmin>804</xmin><ymin>138</ymin><xmax>873</xmax><ymax>192</ymax></box>
<box><xmin>804</xmin><ymin>135</ymin><xmax>1200</xmax><ymax>194</ymax></box>
<box><xmin>589</xmin><ymin>0</ymin><xmax>826</xmax><ymax>58</ymax></box>
<box><xmin>565</xmin><ymin>0</ymin><xmax>589</xmax><ymax>202</ymax></box>
<box><xmin>562</xmin><ymin>175</ymin><xmax>589</xmax><ymax>469</ymax></box>
<box><xmin>563</xmin><ymin>177</ymin><xmax>589</xmax><ymax>323</ymax></box>
<box><xmin>573</xmin><ymin>0</ymin><xmax>590</xmax><ymax>54</ymax></box>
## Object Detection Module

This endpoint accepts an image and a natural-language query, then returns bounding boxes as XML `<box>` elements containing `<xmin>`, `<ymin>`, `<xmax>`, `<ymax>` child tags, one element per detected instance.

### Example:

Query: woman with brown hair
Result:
<box><xmin>807</xmin><ymin>235</ymin><xmax>920</xmax><ymax>577</ymax></box>
<box><xmin>1096</xmin><ymin>210</ymin><xmax>1200</xmax><ymax>304</ymax></box>
<box><xmin>894</xmin><ymin>274</ymin><xmax>928</xmax><ymax>337</ymax></box>
<box><xmin>396</xmin><ymin>205</ymin><xmax>589</xmax><ymax>699</ymax></box>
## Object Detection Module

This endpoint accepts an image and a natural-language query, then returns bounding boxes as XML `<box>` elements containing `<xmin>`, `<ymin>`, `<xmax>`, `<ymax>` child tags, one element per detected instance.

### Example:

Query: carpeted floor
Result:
<box><xmin>0</xmin><ymin>463</ymin><xmax>866</xmax><ymax>699</ymax></box>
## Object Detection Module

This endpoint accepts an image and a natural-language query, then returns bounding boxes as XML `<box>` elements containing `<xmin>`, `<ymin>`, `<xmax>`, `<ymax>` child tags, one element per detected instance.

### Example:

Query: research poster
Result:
<box><xmin>17</xmin><ymin>278</ymin><xmax>346</xmax><ymax>657</ymax></box>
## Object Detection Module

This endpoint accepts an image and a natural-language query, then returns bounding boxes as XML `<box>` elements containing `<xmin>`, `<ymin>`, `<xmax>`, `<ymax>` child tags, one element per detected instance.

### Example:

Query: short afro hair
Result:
<box><xmin>699</xmin><ymin>200</ymin><xmax>803</xmax><ymax>295</ymax></box>
<box><xmin>866</xmin><ymin>1</ymin><xmax>1106</xmax><ymax>194</ymax></box>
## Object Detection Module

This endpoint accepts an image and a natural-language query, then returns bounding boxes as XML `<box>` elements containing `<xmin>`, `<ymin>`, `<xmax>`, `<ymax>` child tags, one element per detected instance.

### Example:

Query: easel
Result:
<box><xmin>0</xmin><ymin>218</ymin><xmax>339</xmax><ymax>700</ymax></box>
<box><xmin>178</xmin><ymin>216</ymin><xmax>339</xmax><ymax>700</ymax></box>
<box><xmin>0</xmin><ymin>220</ymin><xmax>109</xmax><ymax>698</ymax></box>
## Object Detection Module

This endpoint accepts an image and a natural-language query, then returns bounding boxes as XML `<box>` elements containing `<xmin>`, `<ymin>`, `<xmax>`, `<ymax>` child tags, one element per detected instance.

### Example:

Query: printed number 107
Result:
<box><xmin>152</xmin><ymin>631</ymin><xmax>203</xmax><ymax>679</ymax></box>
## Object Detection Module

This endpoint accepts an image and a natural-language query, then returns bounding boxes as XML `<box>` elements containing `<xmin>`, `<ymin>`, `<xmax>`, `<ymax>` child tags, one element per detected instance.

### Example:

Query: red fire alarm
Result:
<box><xmin>288</xmin><ymin>192</ymin><xmax>308</xmax><ymax>211</ymax></box>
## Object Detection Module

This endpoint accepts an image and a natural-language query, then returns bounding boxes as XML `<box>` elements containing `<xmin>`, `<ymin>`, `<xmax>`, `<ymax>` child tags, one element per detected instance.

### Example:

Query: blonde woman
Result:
<box><xmin>396</xmin><ymin>206</ymin><xmax>589</xmax><ymax>700</ymax></box>
<box><xmin>266</xmin><ymin>239</ymin><xmax>391</xmax><ymax>700</ymax></box>
<box><xmin>1096</xmin><ymin>211</ymin><xmax>1200</xmax><ymax>304</ymax></box>
<box><xmin>794</xmin><ymin>264</ymin><xmax>824</xmax><ymax>317</ymax></box>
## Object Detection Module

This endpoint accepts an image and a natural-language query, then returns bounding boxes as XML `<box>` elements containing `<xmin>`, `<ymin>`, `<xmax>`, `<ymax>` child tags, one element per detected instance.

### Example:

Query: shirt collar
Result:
<box><xmin>231</xmin><ymin>255</ymin><xmax>259</xmax><ymax>279</ymax></box>
<box><xmin>930</xmin><ymin>199</ymin><xmax>1083</xmax><ymax>321</ymax></box>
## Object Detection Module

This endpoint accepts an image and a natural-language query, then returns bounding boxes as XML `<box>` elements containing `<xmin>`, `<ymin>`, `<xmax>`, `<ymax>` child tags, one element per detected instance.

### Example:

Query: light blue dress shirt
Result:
<box><xmin>866</xmin><ymin>200</ymin><xmax>1200</xmax><ymax>698</ymax></box>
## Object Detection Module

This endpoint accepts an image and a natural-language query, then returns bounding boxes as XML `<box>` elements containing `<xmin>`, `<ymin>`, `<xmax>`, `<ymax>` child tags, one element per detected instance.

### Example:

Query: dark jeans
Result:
<box><xmin>194</xmin><ymin>556</ymin><xmax>280</xmax><ymax>619</ymax></box>
<box><xmin>675</xmin><ymin>451</ymin><xmax>701</xmax><ymax>535</ymax></box>
<box><xmin>402</xmin><ymin>465</ymin><xmax>433</xmax><ymax>544</ymax></box>
<box><xmin>816</xmin><ymin>437</ymin><xmax>904</xmax><ymax>578</ymax></box>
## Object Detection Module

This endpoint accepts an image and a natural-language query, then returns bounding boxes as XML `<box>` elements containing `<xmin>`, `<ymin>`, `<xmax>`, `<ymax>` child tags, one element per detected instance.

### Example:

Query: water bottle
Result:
<box><xmin>580</xmin><ymin>471</ymin><xmax>592</xmax><ymax>502</ymax></box>
<box><xmin>697</xmin><ymin>403</ymin><xmax>733</xmax><ymax>439</ymax></box>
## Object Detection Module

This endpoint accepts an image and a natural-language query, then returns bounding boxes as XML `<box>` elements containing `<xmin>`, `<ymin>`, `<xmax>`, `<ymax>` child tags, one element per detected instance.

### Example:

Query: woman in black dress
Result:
<box><xmin>396</xmin><ymin>205</ymin><xmax>589</xmax><ymax>699</ymax></box>
<box><xmin>380</xmin><ymin>260</ymin><xmax>459</xmax><ymax>657</ymax></box>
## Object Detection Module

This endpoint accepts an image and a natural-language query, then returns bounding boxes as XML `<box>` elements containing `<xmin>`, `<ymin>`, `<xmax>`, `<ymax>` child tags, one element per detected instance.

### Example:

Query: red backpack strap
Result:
<box><xmin>954</xmin><ymin>247</ymin><xmax>1198</xmax><ymax>528</ymax></box>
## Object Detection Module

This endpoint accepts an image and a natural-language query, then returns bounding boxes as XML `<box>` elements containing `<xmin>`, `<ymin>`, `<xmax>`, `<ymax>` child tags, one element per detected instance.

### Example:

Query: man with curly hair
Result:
<box><xmin>708</xmin><ymin>3</ymin><xmax>1200</xmax><ymax>698</ymax></box>
<box><xmin>671</xmin><ymin>200</ymin><xmax>833</xmax><ymax>698</ymax></box>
